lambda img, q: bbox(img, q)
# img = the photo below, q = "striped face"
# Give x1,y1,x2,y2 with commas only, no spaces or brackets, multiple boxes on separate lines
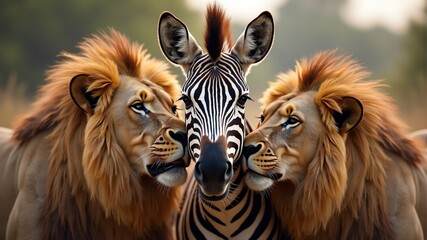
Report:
158,6,274,200
182,54,248,164
179,53,250,199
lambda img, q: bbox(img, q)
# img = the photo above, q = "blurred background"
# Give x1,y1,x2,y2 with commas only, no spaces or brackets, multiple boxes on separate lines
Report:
1,0,426,130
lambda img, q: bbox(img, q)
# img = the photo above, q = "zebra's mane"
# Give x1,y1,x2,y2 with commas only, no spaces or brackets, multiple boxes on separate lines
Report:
203,3,233,62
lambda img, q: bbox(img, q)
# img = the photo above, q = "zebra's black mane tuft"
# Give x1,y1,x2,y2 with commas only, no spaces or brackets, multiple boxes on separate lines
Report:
203,3,233,62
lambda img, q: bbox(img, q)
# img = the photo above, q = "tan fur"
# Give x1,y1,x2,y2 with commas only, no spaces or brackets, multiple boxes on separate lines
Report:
244,51,427,239
0,30,188,239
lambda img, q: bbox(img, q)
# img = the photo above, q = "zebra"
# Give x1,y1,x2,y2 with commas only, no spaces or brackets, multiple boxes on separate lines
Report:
158,4,280,239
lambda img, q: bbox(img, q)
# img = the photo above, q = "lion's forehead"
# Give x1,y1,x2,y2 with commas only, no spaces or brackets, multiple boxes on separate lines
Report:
265,91,319,120
112,76,173,107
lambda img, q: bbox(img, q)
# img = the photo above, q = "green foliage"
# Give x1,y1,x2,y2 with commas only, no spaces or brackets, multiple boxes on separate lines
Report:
390,20,427,97
246,0,402,95
388,18,427,130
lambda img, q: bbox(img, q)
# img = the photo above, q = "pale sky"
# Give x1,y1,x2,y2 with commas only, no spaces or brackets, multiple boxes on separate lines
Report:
185,0,425,34
340,0,425,34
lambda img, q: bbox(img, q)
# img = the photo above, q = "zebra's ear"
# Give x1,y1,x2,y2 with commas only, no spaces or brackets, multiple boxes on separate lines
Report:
158,12,202,72
231,11,274,72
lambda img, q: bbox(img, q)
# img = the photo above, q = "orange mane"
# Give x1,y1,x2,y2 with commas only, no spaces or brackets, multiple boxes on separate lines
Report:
262,50,424,239
12,30,181,238
14,29,179,143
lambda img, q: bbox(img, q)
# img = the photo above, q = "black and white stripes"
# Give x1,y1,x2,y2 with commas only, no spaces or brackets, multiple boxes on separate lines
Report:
182,54,248,164
177,159,280,239
158,3,276,238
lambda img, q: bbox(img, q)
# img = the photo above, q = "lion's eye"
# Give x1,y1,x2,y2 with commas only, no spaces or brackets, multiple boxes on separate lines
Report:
237,94,252,108
131,102,150,114
179,95,192,110
171,105,178,115
282,116,300,129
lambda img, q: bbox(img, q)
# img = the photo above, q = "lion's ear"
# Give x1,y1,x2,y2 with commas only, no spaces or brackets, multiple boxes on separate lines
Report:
333,97,363,134
70,74,98,114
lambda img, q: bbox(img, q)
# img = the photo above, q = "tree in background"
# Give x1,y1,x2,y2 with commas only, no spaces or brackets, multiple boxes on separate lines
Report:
389,8,426,129
391,18,427,100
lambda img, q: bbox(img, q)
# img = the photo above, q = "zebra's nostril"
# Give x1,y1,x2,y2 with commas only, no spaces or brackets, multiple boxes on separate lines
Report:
224,161,232,181
169,130,187,149
194,162,203,182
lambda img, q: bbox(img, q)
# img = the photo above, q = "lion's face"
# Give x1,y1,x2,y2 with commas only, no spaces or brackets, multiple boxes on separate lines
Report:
71,74,189,188
243,90,362,192
110,75,190,187
243,92,323,191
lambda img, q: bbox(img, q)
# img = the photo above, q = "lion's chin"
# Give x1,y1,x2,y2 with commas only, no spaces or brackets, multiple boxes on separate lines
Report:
245,170,282,191
156,167,188,187
147,159,188,187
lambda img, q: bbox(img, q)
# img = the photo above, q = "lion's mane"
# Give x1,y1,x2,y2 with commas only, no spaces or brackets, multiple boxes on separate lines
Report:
12,30,181,239
261,51,424,239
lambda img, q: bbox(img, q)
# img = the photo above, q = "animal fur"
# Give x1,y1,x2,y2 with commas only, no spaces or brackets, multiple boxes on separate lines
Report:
0,30,185,239
247,50,427,239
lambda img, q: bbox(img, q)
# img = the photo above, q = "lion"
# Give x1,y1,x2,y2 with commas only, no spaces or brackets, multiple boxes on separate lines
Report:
242,51,427,239
0,30,190,239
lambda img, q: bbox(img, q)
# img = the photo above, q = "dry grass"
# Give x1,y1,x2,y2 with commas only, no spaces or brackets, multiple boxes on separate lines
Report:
396,98,427,132
0,75,30,128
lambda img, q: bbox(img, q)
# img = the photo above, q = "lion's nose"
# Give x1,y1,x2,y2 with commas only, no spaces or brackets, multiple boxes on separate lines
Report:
243,143,263,160
168,130,187,149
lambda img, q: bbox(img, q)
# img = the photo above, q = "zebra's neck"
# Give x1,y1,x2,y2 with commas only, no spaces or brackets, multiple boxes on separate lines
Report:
177,158,281,239
198,163,259,238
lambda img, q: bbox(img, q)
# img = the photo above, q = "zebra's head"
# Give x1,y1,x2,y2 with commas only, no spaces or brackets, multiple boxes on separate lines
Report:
158,4,274,200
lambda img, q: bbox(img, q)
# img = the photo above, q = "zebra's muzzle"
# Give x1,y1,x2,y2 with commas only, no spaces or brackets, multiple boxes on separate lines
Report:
199,185,230,201
194,135,233,199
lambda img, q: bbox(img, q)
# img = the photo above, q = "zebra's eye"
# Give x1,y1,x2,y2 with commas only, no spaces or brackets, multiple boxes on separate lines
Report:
130,101,150,114
179,95,192,109
237,95,252,108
